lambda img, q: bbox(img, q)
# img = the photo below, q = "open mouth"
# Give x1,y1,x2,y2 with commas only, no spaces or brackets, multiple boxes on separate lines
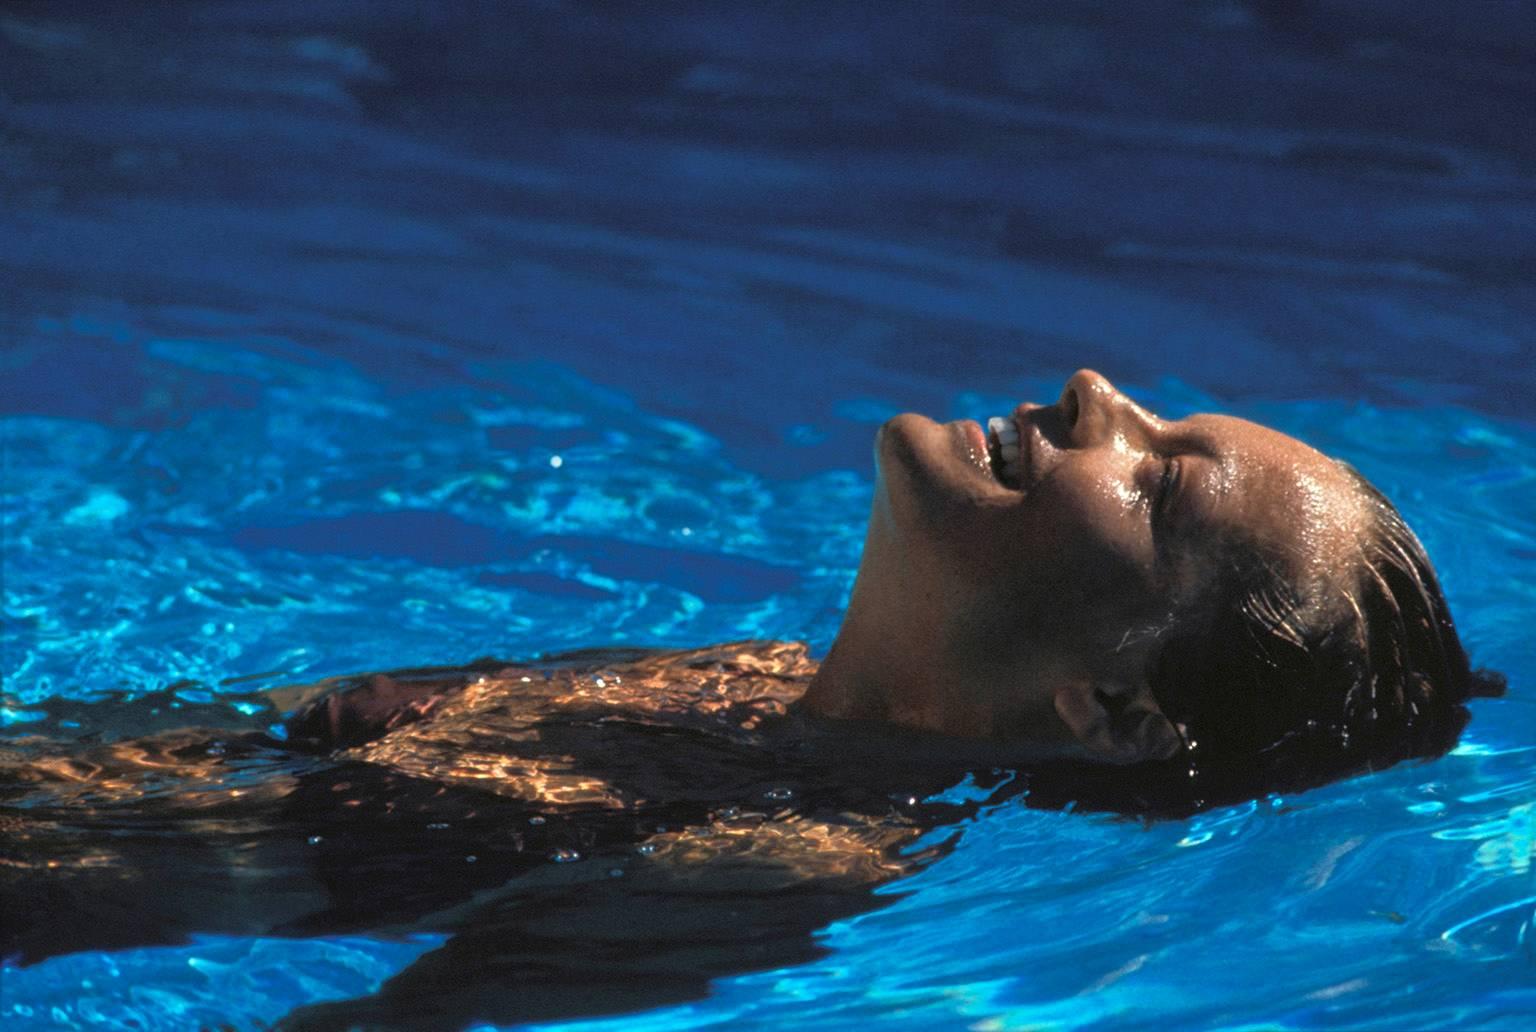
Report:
983,415,1026,489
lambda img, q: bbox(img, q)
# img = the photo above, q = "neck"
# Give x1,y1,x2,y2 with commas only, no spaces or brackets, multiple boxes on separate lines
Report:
797,508,1074,750
800,523,985,734
801,495,909,712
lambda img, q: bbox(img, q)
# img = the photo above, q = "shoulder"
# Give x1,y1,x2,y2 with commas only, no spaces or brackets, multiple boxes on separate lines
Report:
274,640,816,751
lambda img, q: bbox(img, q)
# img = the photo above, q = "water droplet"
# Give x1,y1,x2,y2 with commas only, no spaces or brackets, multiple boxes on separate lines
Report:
427,822,450,830
764,786,794,802
549,848,580,863
594,677,607,687
549,454,564,468
528,815,546,826
307,835,323,846
717,806,741,820
637,843,658,855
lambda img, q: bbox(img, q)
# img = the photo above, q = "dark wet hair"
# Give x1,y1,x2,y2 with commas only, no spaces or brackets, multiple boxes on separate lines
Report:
1138,461,1505,811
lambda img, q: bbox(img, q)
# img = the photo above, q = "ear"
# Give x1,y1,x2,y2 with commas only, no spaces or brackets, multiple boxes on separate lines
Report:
1053,679,1182,765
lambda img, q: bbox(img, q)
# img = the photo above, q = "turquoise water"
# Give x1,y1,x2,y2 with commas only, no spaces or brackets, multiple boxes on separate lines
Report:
3,2,1535,1029
4,339,1534,1029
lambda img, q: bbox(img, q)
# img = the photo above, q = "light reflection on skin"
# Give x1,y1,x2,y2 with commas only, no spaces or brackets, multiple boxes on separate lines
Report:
0,371,1389,1028
0,644,954,982
801,369,1367,766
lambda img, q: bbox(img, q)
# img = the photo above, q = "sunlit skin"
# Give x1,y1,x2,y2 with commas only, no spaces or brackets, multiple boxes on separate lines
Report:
0,369,1434,1027
799,369,1367,765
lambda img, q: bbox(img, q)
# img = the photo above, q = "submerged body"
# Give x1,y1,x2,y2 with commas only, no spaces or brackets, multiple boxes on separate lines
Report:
1,642,987,1030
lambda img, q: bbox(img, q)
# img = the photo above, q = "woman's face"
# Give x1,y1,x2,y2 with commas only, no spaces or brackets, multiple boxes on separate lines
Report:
827,369,1365,757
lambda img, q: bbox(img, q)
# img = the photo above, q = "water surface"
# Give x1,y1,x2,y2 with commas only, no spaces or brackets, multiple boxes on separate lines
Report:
2,3,1533,1029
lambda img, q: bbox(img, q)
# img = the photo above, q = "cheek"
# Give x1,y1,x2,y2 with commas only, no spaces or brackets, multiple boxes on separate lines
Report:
1052,461,1155,555
1011,466,1138,559
987,474,1158,622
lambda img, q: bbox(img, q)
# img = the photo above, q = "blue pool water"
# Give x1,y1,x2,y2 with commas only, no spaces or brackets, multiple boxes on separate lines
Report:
2,2,1534,1028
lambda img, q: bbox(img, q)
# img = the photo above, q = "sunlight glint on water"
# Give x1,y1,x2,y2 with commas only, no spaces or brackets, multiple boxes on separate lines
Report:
2,327,1533,1029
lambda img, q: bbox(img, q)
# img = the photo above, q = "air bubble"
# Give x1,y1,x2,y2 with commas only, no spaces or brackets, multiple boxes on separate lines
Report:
764,786,794,802
549,848,580,863
528,815,546,825
307,835,323,846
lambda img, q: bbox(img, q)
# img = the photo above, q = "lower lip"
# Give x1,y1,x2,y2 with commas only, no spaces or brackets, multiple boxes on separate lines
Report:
961,419,988,457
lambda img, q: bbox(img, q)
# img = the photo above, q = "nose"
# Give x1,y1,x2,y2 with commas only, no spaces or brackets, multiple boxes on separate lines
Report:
1059,369,1161,449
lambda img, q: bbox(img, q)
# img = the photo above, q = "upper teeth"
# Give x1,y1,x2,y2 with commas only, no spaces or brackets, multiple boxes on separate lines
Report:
987,416,1023,486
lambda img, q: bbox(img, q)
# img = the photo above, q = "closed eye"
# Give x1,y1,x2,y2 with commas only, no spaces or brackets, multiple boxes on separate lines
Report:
1156,457,1181,521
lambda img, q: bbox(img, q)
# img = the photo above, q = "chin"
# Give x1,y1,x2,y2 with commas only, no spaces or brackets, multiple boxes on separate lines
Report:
874,414,986,543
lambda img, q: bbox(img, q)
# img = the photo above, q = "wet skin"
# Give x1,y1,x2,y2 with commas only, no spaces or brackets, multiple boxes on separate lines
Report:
0,371,1380,1029
0,643,995,1032
801,369,1367,764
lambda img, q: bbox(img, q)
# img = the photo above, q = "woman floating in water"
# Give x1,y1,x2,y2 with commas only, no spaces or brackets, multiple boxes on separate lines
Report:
286,369,1503,805
1,371,1502,1029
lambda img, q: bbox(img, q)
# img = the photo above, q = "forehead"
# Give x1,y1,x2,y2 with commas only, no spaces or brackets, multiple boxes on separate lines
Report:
1178,414,1362,587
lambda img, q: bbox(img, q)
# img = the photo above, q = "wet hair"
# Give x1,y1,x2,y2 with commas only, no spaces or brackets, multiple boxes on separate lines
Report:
1138,461,1506,811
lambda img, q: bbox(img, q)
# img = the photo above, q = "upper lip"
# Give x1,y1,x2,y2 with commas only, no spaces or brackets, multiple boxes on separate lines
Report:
1009,405,1038,491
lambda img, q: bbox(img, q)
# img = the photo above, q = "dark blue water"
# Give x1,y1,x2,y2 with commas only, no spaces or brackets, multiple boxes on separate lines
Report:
2,2,1533,1028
